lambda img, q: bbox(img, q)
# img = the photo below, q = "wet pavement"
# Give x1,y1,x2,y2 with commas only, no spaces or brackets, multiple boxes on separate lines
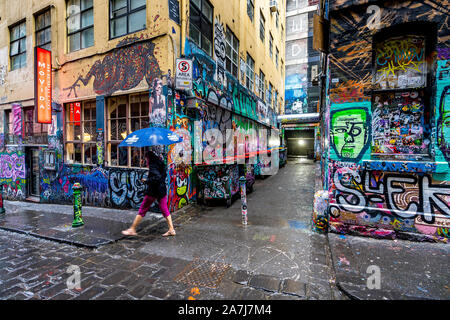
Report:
2,158,447,300
329,233,450,300
0,202,166,248
0,159,345,300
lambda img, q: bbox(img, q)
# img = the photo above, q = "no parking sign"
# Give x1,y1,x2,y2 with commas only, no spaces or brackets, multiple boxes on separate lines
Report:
175,58,193,91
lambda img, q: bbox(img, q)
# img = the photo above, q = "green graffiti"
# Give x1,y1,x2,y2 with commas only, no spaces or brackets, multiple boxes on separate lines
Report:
72,183,84,227
331,108,369,161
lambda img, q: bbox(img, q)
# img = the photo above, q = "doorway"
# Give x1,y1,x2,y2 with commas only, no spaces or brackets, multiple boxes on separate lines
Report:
26,147,40,197
285,129,315,158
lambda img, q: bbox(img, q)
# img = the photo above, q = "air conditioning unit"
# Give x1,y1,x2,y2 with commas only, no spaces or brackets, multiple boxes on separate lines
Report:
269,1,278,13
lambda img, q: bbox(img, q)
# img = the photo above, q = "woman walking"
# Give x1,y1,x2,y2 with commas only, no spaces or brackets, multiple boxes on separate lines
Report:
122,151,176,237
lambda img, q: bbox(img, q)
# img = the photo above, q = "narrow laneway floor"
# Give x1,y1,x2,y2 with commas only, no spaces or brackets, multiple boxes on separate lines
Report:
0,160,345,300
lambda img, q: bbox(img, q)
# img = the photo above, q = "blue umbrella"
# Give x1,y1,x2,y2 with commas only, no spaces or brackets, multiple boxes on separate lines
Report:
118,127,183,148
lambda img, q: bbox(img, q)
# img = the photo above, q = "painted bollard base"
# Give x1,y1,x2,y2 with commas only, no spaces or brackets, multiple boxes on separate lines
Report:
312,190,329,233
239,176,248,226
72,183,84,228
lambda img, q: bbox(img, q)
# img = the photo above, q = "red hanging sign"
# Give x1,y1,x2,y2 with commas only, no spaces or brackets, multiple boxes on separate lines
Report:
74,102,81,126
35,47,52,124
69,103,74,122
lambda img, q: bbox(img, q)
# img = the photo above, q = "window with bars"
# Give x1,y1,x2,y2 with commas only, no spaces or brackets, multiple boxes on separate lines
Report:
110,0,146,39
246,54,255,92
23,107,49,144
247,0,254,22
260,12,265,43
36,10,51,51
65,101,96,165
259,70,265,101
225,28,239,78
189,0,213,56
107,93,150,168
10,21,26,71
66,0,94,52
4,110,17,144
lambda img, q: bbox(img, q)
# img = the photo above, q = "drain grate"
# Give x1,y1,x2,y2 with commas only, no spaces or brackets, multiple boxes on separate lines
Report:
174,258,231,288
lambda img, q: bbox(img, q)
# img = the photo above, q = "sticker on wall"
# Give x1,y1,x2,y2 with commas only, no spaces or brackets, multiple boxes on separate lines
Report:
371,90,427,156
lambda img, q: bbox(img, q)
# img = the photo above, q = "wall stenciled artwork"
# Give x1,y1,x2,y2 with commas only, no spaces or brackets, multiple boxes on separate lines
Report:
63,37,163,98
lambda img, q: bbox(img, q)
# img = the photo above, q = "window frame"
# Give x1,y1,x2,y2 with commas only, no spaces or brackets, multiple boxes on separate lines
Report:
4,109,16,144
269,32,273,58
9,20,27,71
267,82,273,106
189,0,213,56
22,106,49,144
35,9,51,51
66,0,94,52
247,0,254,22
64,100,97,165
259,70,265,101
106,93,150,168
246,53,255,92
260,11,265,43
225,27,239,78
275,47,279,69
109,0,147,40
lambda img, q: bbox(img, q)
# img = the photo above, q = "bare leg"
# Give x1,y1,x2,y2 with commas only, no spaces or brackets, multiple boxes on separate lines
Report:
122,215,143,236
162,215,176,237
160,196,176,237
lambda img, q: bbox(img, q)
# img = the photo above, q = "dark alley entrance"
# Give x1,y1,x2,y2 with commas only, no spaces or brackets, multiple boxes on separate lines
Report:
285,129,315,158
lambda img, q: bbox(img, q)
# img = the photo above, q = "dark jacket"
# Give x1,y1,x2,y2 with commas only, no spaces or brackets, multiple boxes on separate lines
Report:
146,153,167,199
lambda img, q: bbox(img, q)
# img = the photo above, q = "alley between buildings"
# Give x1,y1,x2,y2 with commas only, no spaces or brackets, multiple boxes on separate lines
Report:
0,159,344,300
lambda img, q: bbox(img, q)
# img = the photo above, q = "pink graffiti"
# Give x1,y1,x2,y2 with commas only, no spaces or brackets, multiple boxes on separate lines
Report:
0,153,26,181
12,103,22,136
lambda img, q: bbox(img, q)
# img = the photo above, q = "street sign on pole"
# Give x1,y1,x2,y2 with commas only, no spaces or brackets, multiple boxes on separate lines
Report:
175,58,193,91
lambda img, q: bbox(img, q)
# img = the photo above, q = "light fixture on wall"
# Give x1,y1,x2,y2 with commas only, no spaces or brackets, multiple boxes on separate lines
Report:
298,139,305,146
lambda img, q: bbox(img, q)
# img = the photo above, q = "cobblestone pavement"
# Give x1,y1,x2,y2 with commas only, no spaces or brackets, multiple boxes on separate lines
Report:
0,160,346,300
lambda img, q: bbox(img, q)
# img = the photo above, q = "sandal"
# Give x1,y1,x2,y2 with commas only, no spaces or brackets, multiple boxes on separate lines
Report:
162,230,176,237
121,229,138,236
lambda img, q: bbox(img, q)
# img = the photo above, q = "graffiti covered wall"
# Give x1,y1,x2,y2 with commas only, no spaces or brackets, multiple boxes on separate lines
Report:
328,161,450,240
322,0,450,242
0,150,26,200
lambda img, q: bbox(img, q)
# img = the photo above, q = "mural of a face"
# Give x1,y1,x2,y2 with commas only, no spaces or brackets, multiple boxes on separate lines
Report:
438,85,450,162
331,108,369,161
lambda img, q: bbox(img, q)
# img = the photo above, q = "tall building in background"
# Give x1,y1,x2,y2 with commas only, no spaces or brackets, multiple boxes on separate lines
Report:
284,0,319,115
280,0,320,159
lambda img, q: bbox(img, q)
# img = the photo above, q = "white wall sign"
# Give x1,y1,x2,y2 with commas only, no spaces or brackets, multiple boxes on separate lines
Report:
175,58,193,91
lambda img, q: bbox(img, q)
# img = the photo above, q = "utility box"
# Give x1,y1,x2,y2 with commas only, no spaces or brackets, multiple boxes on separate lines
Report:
313,14,329,53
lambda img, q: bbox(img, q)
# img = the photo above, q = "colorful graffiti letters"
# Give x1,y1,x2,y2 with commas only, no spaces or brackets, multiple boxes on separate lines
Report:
109,169,148,209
